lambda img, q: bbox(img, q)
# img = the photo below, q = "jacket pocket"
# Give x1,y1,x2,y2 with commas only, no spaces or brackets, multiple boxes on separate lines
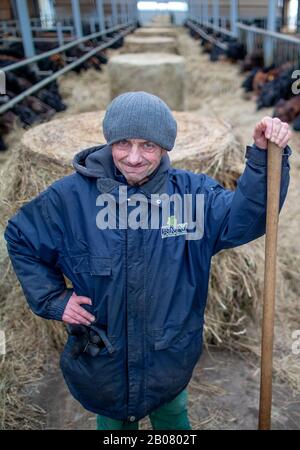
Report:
71,255,112,276
153,321,203,358
147,321,203,402
66,255,116,337
59,335,127,415
60,331,115,367
153,323,189,351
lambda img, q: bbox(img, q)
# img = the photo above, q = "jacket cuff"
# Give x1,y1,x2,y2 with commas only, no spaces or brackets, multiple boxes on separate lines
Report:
246,144,292,166
46,288,74,321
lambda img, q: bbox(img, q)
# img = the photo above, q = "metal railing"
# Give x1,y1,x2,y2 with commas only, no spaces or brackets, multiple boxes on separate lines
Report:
186,19,231,51
1,22,133,74
186,13,236,37
0,24,75,45
195,19,235,38
237,22,300,67
186,16,300,67
0,22,135,115
0,14,122,45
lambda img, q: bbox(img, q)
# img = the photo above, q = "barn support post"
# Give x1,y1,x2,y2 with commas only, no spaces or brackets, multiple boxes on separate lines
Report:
15,0,35,57
71,0,83,38
203,0,208,25
121,0,127,23
230,0,238,37
89,17,96,34
199,0,203,24
213,0,219,28
56,21,64,46
127,0,132,22
96,0,105,32
190,0,194,20
186,0,190,20
198,0,203,23
246,30,255,54
111,0,118,26
196,0,199,21
264,0,277,66
134,0,138,23
124,0,128,22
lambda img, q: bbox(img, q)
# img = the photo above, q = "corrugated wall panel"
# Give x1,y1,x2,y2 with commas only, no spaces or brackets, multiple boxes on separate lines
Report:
55,0,114,19
238,0,270,18
205,0,280,19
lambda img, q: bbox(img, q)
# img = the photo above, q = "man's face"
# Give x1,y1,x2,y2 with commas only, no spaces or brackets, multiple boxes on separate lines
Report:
111,139,167,185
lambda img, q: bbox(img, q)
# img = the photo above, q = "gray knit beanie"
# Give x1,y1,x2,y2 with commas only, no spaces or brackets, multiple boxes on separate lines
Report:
102,91,177,151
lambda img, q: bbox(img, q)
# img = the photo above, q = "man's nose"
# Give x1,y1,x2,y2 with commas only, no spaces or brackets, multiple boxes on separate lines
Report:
127,144,143,165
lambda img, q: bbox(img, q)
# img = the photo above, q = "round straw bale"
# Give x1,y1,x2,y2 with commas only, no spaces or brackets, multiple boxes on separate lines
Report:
108,53,185,110
123,36,178,54
150,15,172,26
134,27,178,38
5,110,244,201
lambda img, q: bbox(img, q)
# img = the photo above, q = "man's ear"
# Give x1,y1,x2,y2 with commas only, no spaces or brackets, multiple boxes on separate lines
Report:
162,149,167,156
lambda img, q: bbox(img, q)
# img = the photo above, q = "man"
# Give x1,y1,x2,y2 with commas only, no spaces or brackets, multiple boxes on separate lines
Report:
5,91,291,430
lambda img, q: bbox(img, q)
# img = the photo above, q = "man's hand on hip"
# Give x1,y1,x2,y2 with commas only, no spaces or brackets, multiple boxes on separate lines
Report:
62,292,96,325
253,116,292,150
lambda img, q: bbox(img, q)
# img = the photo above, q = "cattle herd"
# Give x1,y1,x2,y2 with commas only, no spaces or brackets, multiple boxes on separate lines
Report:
186,21,300,132
241,62,300,130
0,33,125,151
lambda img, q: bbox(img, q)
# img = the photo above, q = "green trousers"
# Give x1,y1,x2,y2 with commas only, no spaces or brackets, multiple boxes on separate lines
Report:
96,389,191,430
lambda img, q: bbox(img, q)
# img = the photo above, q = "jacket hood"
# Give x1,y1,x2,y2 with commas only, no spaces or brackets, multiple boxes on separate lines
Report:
73,144,116,179
72,144,171,197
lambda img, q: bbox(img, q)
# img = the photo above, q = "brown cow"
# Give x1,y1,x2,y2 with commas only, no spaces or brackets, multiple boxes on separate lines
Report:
253,63,293,95
274,96,300,123
0,110,17,135
24,96,56,119
240,51,264,72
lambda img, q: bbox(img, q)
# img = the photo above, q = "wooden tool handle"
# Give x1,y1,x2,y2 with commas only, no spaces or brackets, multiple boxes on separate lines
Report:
258,142,283,430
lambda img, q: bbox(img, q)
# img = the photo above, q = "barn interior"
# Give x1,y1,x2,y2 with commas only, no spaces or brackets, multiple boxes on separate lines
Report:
0,0,300,430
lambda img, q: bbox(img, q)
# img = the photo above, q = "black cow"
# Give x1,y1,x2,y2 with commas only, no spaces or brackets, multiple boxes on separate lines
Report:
257,68,295,109
12,104,38,126
0,134,6,151
241,68,261,92
36,88,67,112
293,114,300,131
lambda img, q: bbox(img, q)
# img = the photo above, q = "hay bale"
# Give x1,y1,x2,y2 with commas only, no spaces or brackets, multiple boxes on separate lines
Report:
150,15,172,26
123,35,177,54
108,53,185,110
7,111,244,197
0,214,62,429
134,27,178,38
0,112,244,227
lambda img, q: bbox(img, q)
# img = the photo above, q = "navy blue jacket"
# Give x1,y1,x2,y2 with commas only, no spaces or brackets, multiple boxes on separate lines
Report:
4,143,291,421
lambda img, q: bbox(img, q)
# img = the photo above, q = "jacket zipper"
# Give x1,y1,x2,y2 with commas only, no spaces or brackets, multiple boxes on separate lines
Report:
125,226,129,416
